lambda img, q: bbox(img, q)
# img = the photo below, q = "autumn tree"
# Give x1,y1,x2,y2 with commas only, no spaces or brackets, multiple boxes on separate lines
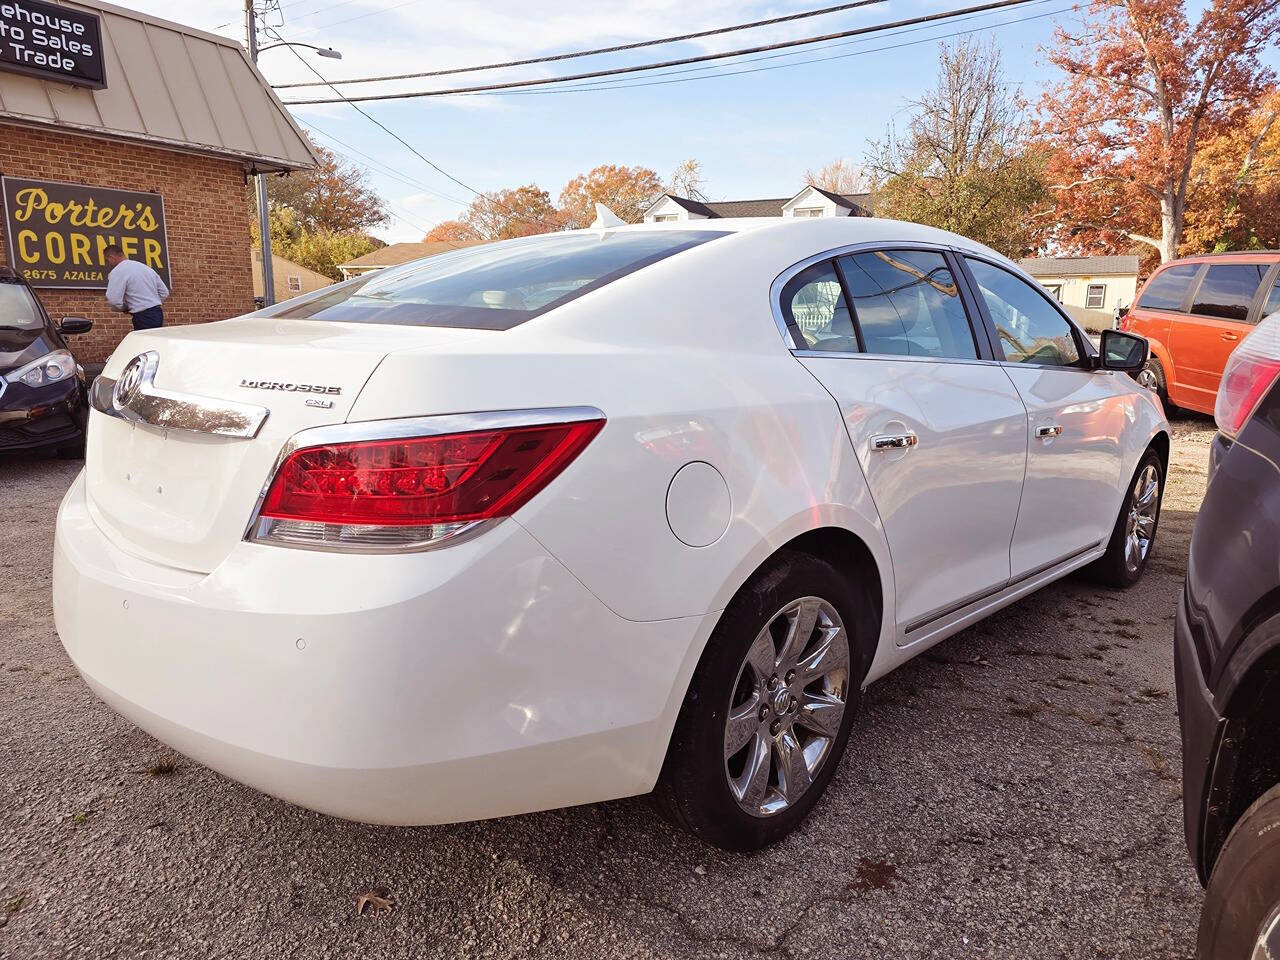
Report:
1181,89,1280,252
251,206,381,280
461,185,562,240
1037,0,1280,263
867,39,1048,258
558,164,664,228
667,158,709,201
803,158,873,195
267,145,388,233
424,219,481,243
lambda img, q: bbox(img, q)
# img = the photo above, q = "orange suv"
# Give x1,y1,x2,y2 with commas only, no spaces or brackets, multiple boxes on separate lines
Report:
1122,252,1280,414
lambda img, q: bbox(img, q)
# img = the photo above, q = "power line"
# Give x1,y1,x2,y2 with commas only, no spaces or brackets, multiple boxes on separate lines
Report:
268,28,552,230
299,119,472,206
281,0,1042,104
476,4,1068,97
274,0,891,89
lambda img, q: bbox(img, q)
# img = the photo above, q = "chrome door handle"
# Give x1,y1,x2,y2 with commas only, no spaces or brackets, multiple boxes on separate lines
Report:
1036,425,1063,438
1222,332,1240,342
872,432,918,451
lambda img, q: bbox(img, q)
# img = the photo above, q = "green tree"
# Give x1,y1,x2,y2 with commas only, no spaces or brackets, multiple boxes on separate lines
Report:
867,39,1048,258
252,207,381,281
267,145,388,233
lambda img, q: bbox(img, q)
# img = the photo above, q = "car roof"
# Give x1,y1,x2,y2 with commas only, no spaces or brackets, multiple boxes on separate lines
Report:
1156,251,1280,268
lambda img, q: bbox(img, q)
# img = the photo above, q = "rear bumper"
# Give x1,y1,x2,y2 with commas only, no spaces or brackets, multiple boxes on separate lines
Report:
53,472,711,825
1175,584,1225,884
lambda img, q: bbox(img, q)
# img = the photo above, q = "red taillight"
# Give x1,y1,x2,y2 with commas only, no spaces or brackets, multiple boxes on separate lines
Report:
259,418,604,529
1215,354,1280,437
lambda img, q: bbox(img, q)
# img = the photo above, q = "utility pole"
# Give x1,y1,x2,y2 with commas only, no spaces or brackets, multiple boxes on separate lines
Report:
246,0,276,307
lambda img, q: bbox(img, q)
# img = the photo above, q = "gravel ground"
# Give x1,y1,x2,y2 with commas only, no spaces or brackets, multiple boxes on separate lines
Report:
0,414,1217,960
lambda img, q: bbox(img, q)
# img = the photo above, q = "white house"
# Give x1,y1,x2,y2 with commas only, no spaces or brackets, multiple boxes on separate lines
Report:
643,185,872,223
1018,255,1141,332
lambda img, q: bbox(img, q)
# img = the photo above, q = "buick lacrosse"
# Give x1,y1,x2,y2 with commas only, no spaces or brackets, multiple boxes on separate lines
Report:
53,217,1168,850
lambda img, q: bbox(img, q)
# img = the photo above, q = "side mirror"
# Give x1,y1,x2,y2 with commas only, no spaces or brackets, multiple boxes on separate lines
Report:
1098,329,1147,373
59,317,93,335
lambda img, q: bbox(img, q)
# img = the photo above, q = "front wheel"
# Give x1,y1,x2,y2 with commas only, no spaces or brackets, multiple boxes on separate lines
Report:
1085,448,1164,588
1198,784,1280,959
1136,358,1174,412
654,551,875,851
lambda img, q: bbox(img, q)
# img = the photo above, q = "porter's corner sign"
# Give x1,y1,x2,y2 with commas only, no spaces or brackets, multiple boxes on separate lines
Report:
0,0,104,89
2,177,171,290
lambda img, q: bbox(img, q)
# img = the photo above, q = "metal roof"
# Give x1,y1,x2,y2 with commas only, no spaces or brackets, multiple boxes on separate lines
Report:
1018,255,1140,277
0,0,317,172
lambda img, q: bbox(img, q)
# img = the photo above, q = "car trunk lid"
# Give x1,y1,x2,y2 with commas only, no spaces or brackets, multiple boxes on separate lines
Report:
85,317,494,573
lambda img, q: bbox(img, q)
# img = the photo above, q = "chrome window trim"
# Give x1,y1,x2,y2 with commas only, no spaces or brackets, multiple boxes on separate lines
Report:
769,239,966,353
89,351,269,439
243,405,606,552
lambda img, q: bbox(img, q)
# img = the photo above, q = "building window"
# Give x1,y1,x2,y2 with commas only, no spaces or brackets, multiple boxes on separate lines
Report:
287,276,302,292
1085,283,1106,309
653,214,678,222
793,208,824,218
1044,284,1063,302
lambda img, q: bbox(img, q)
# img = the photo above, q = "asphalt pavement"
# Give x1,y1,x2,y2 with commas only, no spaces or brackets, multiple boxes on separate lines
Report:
0,415,1215,959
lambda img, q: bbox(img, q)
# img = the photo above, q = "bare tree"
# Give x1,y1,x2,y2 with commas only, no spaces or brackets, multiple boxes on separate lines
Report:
867,38,1047,258
803,158,873,195
667,158,709,201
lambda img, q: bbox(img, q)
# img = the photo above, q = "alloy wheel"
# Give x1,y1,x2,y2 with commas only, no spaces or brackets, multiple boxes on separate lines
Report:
723,596,850,817
1124,464,1160,572
1253,901,1280,960
1136,365,1160,392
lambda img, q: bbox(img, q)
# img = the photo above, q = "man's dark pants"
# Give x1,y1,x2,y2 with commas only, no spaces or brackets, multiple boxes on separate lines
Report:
131,306,164,330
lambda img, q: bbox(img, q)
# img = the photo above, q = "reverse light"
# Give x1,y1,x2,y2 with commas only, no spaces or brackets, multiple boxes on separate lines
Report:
1215,314,1280,438
8,349,76,388
250,415,605,551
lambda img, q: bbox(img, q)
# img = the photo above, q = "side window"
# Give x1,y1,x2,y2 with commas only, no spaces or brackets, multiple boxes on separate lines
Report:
780,261,856,351
1137,263,1201,311
1263,275,1280,319
1085,283,1106,309
837,250,977,359
1190,263,1269,322
966,258,1082,367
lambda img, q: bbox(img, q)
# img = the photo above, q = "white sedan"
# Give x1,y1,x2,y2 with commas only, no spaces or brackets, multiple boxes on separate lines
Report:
52,218,1168,851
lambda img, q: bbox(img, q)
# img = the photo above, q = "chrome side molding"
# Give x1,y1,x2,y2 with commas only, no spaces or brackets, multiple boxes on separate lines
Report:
89,351,269,439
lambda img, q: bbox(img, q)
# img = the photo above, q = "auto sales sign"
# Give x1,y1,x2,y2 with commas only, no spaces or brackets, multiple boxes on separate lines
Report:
2,177,171,290
0,0,104,89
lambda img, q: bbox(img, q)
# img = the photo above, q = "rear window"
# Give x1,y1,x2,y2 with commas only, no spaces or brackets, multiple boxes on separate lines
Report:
260,230,727,330
0,279,42,330
1137,263,1201,311
1191,263,1270,322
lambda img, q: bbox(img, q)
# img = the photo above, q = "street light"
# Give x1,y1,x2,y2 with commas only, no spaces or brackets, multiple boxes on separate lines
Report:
245,0,344,307
257,42,343,59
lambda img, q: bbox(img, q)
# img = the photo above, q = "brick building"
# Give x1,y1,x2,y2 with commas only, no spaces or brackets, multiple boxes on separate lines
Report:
0,0,316,363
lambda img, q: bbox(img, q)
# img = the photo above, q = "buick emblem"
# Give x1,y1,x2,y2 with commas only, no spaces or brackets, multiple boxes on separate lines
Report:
113,353,150,408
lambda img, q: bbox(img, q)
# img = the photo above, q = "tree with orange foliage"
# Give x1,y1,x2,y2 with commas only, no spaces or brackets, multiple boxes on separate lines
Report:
558,164,664,228
268,145,388,233
1182,90,1280,252
424,219,480,243
462,185,562,240
1037,0,1279,263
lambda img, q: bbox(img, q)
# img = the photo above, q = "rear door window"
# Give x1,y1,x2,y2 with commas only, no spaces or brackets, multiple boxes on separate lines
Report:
1263,274,1280,318
837,250,977,359
1190,263,1270,322
261,229,727,330
1137,264,1202,311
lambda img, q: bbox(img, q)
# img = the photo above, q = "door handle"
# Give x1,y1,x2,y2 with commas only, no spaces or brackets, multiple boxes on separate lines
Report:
1222,332,1240,342
872,433,918,451
1036,425,1063,439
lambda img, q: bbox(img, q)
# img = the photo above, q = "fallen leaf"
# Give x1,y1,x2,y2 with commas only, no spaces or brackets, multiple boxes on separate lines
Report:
355,889,394,915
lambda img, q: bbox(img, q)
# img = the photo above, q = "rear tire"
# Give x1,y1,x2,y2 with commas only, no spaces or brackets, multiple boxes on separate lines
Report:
1197,784,1280,959
653,550,876,851
1084,447,1163,589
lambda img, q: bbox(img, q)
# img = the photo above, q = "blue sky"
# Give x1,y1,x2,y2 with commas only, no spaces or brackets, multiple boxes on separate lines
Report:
125,0,1227,242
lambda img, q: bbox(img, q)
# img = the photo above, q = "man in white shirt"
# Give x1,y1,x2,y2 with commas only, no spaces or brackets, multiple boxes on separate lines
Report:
104,247,170,330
